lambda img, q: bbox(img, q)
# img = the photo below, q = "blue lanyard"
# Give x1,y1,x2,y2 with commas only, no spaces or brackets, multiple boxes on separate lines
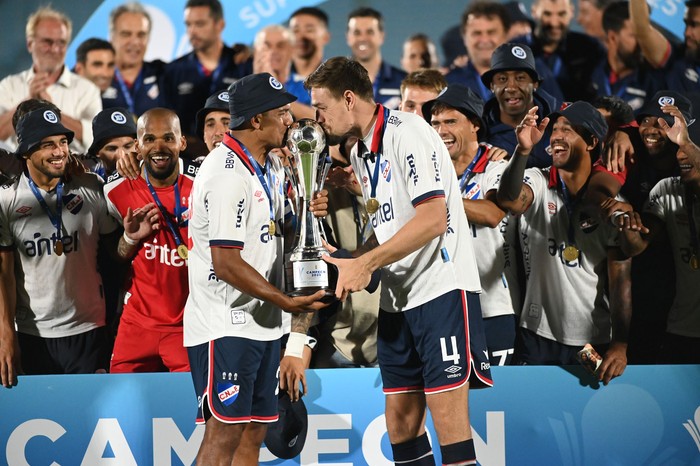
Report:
26,173,63,239
197,56,224,95
144,170,185,248
559,174,578,247
114,68,142,115
232,137,275,224
361,104,390,201
458,145,487,194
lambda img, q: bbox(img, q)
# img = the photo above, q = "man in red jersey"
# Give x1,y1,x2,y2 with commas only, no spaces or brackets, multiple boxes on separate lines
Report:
104,107,197,372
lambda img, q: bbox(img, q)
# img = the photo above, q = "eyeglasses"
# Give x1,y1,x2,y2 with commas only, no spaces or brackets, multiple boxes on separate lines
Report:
34,37,68,50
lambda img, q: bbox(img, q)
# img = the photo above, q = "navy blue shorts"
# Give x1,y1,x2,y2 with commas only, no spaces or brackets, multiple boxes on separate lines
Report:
483,314,518,366
187,337,281,425
18,327,110,374
377,290,493,394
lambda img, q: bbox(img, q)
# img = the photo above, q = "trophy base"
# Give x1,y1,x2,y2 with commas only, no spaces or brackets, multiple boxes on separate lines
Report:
285,258,338,304
286,287,337,304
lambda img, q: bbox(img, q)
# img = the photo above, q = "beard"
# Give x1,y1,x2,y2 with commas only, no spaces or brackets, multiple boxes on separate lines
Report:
618,46,644,70
685,42,700,63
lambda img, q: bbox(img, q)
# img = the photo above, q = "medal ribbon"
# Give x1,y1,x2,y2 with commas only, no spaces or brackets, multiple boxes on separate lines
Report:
559,174,578,250
26,173,63,242
459,145,487,194
361,104,390,203
144,170,186,250
197,55,225,95
228,137,276,227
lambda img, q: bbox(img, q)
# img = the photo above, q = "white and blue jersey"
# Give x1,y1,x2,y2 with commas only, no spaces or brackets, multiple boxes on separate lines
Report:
0,172,117,337
350,107,481,313
184,134,287,346
644,177,700,338
518,167,619,346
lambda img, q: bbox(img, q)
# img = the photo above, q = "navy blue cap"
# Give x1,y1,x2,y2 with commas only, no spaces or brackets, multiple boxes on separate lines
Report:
195,89,230,140
15,109,74,156
481,43,541,87
88,107,136,156
422,84,486,139
636,91,694,127
549,101,609,143
228,73,297,130
264,391,308,459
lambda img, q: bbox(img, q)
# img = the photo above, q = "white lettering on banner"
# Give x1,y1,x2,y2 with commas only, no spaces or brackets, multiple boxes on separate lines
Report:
81,419,136,466
239,0,288,29
6,419,65,466
5,413,504,465
153,418,203,466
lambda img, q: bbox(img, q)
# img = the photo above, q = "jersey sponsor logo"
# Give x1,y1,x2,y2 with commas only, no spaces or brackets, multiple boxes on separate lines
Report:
15,206,32,218
260,218,282,243
370,197,395,229
547,238,582,268
380,160,391,181
387,115,402,127
184,163,199,176
407,154,418,185
64,193,84,215
208,263,219,282
216,382,240,406
685,67,699,84
446,206,455,235
235,199,245,228
23,231,79,257
548,202,557,215
431,151,441,182
143,238,187,267
224,152,236,169
106,172,121,183
177,82,194,96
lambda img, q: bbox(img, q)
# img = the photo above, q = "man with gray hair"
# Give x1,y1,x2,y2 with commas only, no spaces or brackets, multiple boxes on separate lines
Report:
103,2,165,117
0,6,102,154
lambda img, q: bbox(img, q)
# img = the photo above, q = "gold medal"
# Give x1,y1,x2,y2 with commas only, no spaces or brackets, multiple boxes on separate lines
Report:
177,244,188,260
54,240,63,256
562,245,579,262
269,220,276,236
366,198,380,214
690,254,699,270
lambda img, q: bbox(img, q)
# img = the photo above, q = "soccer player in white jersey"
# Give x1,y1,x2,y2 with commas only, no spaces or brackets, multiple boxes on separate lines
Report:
423,84,520,366
618,104,700,364
0,108,156,388
497,101,632,384
184,72,328,464
307,57,492,466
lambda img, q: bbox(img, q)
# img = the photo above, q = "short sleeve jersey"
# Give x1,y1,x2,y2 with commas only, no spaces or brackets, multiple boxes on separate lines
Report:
350,108,481,312
103,169,195,330
518,167,619,346
459,151,519,318
644,177,700,338
184,134,286,346
0,172,117,337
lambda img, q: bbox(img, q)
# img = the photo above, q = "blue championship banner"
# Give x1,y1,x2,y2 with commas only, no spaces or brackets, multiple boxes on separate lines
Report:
1,366,699,465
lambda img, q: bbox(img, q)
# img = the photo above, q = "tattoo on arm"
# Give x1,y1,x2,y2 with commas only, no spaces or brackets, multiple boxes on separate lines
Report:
117,236,139,260
291,312,314,334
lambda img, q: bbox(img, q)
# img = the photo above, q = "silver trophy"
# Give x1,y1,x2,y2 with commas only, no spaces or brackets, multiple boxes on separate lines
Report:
284,119,335,301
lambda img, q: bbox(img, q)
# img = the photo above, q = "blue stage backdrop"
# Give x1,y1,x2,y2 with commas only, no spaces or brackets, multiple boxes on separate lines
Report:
1,366,699,465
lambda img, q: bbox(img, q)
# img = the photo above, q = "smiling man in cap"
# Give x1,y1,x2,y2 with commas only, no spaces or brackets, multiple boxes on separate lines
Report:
184,72,329,464
423,84,519,366
86,107,137,179
0,107,156,387
195,89,230,155
482,42,560,168
497,101,632,384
